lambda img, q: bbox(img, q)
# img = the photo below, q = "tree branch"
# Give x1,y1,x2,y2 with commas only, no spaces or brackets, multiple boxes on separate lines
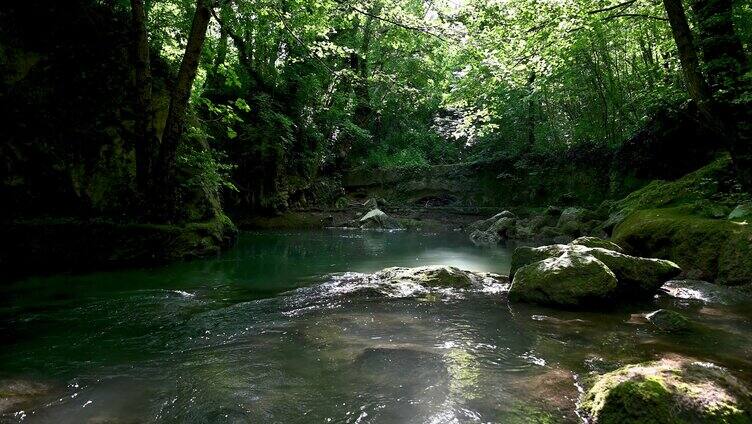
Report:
334,0,447,42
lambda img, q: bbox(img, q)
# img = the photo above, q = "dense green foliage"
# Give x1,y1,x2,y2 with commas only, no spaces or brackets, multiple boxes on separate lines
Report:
2,0,750,219
114,0,750,212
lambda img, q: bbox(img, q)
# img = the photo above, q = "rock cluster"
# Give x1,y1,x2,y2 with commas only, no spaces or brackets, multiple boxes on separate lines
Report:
468,207,604,246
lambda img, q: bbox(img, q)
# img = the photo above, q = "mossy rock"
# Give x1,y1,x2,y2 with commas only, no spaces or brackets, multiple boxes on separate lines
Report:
510,243,680,297
571,236,624,253
467,210,515,233
373,266,478,288
509,251,618,307
580,356,752,423
360,209,403,230
509,244,570,278
613,208,752,285
645,309,693,333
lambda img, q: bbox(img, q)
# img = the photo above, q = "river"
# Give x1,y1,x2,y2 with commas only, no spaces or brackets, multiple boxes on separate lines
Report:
1,230,751,423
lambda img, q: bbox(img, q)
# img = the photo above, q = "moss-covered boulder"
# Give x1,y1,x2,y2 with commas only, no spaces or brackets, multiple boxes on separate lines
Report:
571,236,624,253
467,210,515,233
580,356,752,423
509,251,619,307
584,248,681,297
613,208,752,285
373,266,478,288
509,244,571,278
645,309,693,333
488,216,517,238
510,243,680,298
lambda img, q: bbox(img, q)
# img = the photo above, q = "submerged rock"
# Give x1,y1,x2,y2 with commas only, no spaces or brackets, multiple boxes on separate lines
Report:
373,266,478,288
0,379,53,414
509,251,618,307
645,309,693,333
359,208,402,230
580,356,752,423
469,229,500,246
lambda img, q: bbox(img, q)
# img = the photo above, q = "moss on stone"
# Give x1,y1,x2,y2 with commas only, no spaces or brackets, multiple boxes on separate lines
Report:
509,251,619,307
613,208,752,285
571,236,625,253
580,357,752,423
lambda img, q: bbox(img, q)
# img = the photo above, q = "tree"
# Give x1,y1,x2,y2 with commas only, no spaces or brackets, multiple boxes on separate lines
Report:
129,0,214,219
662,0,752,189
156,0,213,218
130,0,157,193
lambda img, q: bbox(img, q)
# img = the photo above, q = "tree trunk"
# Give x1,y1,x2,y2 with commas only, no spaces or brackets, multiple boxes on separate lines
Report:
661,0,713,116
690,0,748,96
155,0,212,219
130,0,156,195
664,0,752,191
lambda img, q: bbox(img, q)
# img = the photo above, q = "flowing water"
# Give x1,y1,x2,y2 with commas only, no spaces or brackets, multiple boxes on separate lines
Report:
1,230,751,423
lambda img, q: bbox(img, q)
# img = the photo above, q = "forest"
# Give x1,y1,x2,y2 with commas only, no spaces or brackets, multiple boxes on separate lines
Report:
1,0,751,422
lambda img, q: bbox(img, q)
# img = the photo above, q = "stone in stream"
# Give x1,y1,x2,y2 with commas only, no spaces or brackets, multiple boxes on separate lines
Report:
580,356,752,423
508,251,619,307
354,347,448,385
359,208,402,230
509,239,681,306
469,229,501,246
467,210,516,233
0,379,53,414
645,309,693,333
373,265,480,288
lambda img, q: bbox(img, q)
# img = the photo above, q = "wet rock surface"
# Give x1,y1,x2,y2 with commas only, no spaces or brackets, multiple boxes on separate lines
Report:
580,356,752,423
509,239,681,307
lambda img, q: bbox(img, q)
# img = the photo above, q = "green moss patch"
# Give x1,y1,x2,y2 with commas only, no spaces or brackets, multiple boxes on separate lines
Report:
613,208,752,285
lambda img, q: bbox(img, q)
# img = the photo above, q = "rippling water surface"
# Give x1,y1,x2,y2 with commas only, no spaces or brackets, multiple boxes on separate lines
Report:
1,230,751,423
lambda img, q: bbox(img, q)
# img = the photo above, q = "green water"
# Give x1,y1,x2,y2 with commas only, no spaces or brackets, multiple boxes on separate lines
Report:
1,230,751,423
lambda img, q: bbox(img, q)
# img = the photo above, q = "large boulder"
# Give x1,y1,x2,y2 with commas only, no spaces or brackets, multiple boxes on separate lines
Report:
510,244,570,278
509,242,680,298
509,251,619,307
488,216,517,239
359,209,402,230
373,266,478,288
467,210,515,233
580,356,752,423
585,248,681,297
